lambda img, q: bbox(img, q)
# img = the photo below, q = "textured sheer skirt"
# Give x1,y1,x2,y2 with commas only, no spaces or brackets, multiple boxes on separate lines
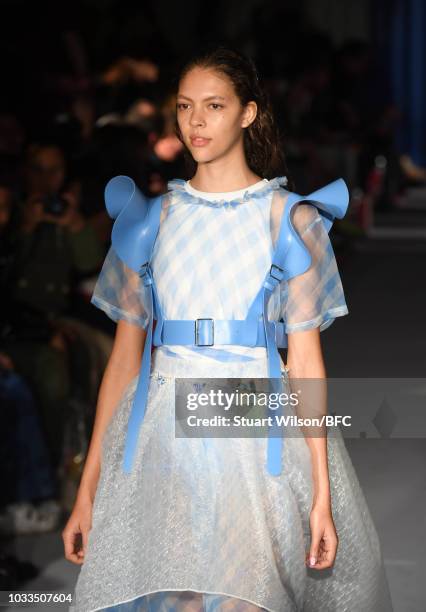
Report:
70,347,393,612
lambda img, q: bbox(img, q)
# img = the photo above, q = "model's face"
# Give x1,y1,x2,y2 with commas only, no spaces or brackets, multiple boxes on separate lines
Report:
176,67,256,165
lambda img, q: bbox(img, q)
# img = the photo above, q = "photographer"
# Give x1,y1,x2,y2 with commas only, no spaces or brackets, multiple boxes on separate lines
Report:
2,144,104,487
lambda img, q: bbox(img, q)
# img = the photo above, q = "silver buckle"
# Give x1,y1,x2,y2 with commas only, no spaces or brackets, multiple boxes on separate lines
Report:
139,262,149,278
139,262,153,286
270,264,284,281
195,318,214,346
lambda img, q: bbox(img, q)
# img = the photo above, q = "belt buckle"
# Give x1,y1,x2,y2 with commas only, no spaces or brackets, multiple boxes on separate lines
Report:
195,318,214,346
139,262,149,278
270,263,284,282
139,262,152,286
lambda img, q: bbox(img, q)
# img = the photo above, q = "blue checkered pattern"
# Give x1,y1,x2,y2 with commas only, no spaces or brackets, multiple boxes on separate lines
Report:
91,246,150,329
90,180,348,357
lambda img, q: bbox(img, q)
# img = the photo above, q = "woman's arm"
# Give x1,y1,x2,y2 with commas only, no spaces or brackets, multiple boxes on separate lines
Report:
63,317,147,564
286,327,330,507
76,319,146,503
285,327,338,570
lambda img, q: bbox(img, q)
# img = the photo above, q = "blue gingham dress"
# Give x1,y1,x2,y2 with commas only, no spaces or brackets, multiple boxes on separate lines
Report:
70,178,393,612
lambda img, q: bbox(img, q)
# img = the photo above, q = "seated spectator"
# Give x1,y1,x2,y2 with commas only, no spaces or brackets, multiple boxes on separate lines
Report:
1,144,104,485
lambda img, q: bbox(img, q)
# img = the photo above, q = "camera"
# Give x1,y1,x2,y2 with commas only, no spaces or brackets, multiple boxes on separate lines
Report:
42,193,69,216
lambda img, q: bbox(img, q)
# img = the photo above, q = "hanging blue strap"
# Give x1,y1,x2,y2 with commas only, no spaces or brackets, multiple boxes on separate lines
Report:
104,175,163,473
263,273,286,476
246,178,349,476
122,263,155,472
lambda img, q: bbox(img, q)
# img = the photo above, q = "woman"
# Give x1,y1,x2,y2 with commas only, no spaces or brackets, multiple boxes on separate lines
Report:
65,46,393,612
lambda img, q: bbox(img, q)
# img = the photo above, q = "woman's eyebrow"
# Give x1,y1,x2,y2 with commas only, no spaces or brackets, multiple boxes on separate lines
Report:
177,95,226,101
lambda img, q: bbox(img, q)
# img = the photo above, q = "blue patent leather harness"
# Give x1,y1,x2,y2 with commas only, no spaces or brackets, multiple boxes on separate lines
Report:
104,176,349,477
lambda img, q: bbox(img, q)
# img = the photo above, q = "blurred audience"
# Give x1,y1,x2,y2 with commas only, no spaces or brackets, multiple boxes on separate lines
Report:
0,144,107,531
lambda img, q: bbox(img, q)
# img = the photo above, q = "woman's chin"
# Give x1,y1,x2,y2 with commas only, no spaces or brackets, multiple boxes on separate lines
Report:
190,151,216,164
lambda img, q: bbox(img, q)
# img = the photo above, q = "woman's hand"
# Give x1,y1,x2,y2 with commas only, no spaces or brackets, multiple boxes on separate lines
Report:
43,191,85,233
306,503,338,570
21,190,85,234
62,496,93,565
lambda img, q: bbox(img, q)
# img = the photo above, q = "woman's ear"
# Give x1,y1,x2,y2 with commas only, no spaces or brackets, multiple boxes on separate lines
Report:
241,101,257,128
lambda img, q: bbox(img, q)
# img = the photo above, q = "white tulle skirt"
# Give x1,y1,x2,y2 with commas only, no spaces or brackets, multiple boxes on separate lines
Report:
70,347,393,612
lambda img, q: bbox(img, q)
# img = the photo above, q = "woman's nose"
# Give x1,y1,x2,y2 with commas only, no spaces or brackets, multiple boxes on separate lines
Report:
189,110,206,127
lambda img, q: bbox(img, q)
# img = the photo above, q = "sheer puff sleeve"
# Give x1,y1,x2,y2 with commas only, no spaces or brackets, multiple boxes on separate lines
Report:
279,203,349,333
90,245,150,330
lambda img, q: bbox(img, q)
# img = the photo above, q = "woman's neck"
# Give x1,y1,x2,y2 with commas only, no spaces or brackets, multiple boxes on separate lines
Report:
190,161,262,193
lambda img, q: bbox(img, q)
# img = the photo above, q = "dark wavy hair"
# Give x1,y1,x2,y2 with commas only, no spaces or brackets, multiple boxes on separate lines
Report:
173,44,294,189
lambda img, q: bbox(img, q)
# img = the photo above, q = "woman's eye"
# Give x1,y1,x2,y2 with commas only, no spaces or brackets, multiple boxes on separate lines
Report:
176,102,223,111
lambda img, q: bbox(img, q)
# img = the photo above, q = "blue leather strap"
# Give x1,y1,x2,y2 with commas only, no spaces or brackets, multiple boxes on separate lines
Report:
159,318,287,348
122,263,155,473
263,287,286,477
246,262,286,477
243,178,349,476
106,186,162,474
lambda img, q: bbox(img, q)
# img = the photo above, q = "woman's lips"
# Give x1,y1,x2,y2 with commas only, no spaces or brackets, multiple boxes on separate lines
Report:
190,137,211,147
